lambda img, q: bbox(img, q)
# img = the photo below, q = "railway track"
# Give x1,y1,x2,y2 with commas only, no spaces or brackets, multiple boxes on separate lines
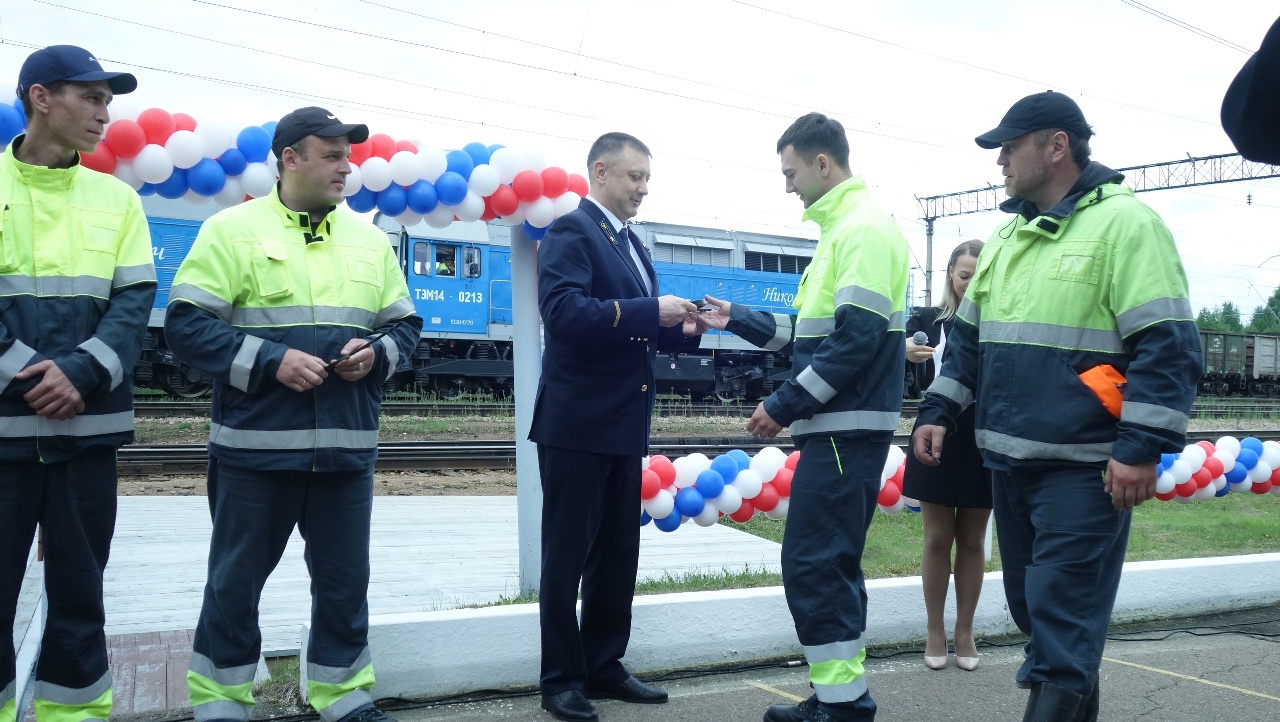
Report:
117,430,1260,476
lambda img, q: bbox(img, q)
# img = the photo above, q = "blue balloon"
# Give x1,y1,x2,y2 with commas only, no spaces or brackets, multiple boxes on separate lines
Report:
639,510,652,526
136,182,157,196
653,511,683,532
0,104,23,146
1225,461,1249,483
375,184,408,216
487,143,505,155
1237,448,1259,470
345,186,377,213
695,469,726,499
187,158,227,197
435,171,468,206
1160,453,1178,468
674,487,706,517
444,149,474,179
217,147,248,176
727,448,752,471
1241,437,1264,456
154,167,188,199
406,180,439,214
709,456,739,485
462,142,490,167
522,221,547,241
261,120,278,135
1215,483,1231,497
236,126,272,163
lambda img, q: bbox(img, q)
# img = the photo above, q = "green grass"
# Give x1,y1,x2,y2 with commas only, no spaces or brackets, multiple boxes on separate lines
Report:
253,656,305,712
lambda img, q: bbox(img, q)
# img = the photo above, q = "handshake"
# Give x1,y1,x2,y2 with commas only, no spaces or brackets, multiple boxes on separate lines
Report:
658,294,730,333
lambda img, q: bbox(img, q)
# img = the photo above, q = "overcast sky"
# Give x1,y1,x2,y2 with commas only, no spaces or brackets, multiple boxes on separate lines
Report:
3,0,1278,316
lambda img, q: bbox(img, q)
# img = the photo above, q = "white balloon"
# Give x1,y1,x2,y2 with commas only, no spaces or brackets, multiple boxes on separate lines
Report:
712,485,742,514
240,162,276,198
113,160,144,190
525,197,555,229
1261,441,1280,470
879,497,905,515
417,147,448,182
501,203,528,226
1212,449,1238,469
467,164,501,196
1192,483,1217,500
133,144,174,184
107,97,141,122
522,148,547,172
1216,436,1241,457
343,166,363,197
1247,460,1273,483
693,502,720,527
1271,484,1280,497
1174,494,1195,504
182,189,211,205
672,457,698,488
214,175,244,206
194,121,233,158
266,151,278,170
642,489,674,519
1167,459,1192,485
1154,471,1175,495
165,130,204,169
395,210,423,228
361,156,393,192
389,150,424,187
454,191,486,223
733,469,763,499
1179,445,1206,471
424,204,454,228
685,453,712,474
764,497,790,519
749,453,782,485
1229,480,1253,493
489,147,523,184
553,191,581,218
1212,475,1227,492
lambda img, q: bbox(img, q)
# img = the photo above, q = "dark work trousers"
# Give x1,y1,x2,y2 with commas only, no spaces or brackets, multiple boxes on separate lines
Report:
992,465,1131,697
783,435,882,721
537,445,641,695
0,448,117,716
188,460,374,722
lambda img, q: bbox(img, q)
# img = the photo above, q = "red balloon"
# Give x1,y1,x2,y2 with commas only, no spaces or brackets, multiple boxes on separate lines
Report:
754,483,780,512
567,173,589,197
1191,468,1213,489
104,119,147,159
1174,479,1197,497
489,185,520,216
1196,441,1216,455
512,169,544,203
785,450,801,471
79,142,116,174
877,480,901,507
890,462,905,487
771,468,793,497
349,140,372,166
369,133,396,161
136,108,176,146
395,139,419,154
172,113,197,132
1154,490,1177,502
1270,466,1280,484
1251,479,1273,494
480,196,497,222
541,166,569,198
1202,457,1225,479
728,500,755,523
640,469,661,500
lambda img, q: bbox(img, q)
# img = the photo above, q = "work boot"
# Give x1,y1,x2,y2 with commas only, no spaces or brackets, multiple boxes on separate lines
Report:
764,695,831,722
1022,682,1083,722
1079,679,1100,722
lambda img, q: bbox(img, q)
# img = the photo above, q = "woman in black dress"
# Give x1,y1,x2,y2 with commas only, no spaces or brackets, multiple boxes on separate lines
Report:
903,239,991,671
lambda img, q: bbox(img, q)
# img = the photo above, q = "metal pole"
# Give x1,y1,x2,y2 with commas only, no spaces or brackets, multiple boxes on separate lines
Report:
924,217,935,308
510,224,543,596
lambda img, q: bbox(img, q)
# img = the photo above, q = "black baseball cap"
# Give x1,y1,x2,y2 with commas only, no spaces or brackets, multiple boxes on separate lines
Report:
18,45,137,97
272,106,370,158
975,91,1092,149
1221,15,1280,165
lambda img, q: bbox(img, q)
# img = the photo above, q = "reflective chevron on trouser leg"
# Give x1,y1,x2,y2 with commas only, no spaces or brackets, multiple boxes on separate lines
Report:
186,653,256,722
307,648,375,722
804,639,868,703
31,672,111,722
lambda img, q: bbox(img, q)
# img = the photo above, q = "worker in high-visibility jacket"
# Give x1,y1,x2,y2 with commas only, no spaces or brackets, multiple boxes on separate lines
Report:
701,113,908,722
0,46,152,722
913,92,1202,722
164,107,422,722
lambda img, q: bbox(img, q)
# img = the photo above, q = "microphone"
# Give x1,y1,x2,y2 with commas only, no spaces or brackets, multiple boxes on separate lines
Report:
911,331,929,398
912,331,928,345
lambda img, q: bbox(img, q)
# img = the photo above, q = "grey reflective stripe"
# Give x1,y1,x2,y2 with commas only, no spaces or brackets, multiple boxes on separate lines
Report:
795,316,834,337
927,376,974,410
1116,297,1193,337
976,429,1113,462
380,335,399,381
763,314,793,352
188,651,257,687
790,410,899,436
373,297,415,329
813,678,869,704
0,340,36,394
231,305,378,330
1120,401,1188,434
33,671,111,705
317,690,372,722
111,263,157,289
209,424,378,450
0,274,112,298
79,337,123,391
981,320,1124,353
888,310,905,330
834,284,891,318
192,700,253,722
803,639,865,665
957,297,980,325
796,366,837,404
307,648,371,685
171,284,234,322
230,335,265,393
0,411,133,438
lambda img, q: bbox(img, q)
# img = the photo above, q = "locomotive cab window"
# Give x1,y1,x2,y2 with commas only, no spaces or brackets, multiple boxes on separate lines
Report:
462,246,481,278
435,245,457,277
412,242,431,276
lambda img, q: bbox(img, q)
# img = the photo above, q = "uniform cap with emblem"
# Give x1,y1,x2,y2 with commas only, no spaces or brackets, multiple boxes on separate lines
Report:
975,90,1092,149
17,45,137,96
271,106,370,158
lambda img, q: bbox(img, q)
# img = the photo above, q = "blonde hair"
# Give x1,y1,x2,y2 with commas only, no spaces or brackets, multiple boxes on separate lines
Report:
937,239,983,321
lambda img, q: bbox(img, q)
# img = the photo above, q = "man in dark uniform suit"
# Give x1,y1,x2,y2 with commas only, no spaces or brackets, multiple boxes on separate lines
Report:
529,132,701,722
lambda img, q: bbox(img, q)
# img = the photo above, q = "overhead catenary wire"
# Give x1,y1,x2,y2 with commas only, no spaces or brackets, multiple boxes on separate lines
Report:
1118,0,1254,54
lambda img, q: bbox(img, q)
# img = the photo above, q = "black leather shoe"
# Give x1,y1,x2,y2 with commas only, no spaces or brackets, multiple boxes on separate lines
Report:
1022,682,1083,722
584,675,668,704
541,690,598,721
763,695,831,722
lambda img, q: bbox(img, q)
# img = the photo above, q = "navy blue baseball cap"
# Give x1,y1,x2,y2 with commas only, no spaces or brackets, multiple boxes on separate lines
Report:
272,106,370,157
18,45,137,97
975,90,1092,149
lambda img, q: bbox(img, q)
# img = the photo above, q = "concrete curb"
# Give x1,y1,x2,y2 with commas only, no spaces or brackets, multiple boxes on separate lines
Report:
343,552,1280,699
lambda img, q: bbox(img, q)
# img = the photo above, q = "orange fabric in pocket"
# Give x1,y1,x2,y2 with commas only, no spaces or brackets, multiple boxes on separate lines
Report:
1079,364,1126,418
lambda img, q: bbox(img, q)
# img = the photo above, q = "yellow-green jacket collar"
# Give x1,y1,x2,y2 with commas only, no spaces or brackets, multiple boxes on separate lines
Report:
3,135,83,190
267,184,338,242
802,175,868,229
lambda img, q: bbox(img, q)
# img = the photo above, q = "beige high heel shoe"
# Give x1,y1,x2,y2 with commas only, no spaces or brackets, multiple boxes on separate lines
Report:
955,654,979,671
924,653,949,670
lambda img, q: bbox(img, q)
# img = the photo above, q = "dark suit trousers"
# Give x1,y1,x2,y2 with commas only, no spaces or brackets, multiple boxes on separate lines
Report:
537,444,641,694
